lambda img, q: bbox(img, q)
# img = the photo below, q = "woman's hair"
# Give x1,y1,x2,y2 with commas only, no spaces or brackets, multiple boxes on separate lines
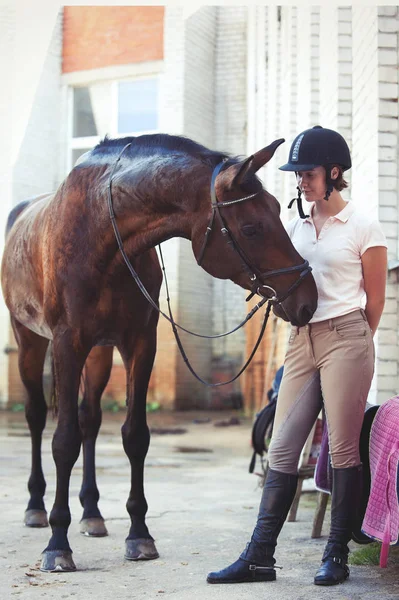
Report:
328,164,348,191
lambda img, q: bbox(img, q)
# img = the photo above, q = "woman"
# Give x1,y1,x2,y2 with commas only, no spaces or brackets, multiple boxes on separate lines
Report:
207,126,388,587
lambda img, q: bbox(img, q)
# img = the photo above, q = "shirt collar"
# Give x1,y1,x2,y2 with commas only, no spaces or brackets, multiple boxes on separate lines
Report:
304,201,354,224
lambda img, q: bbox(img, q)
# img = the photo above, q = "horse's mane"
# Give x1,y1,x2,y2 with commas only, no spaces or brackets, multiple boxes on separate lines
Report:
92,134,237,168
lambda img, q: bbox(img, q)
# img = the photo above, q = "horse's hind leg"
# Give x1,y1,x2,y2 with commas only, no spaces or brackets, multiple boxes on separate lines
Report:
78,346,113,537
118,313,159,561
12,318,50,528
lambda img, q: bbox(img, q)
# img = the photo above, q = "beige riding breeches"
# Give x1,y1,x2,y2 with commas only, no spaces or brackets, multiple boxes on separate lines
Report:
268,309,375,473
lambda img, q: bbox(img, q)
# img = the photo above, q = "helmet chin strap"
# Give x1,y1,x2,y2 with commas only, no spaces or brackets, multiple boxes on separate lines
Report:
288,165,337,218
323,164,335,201
288,187,309,219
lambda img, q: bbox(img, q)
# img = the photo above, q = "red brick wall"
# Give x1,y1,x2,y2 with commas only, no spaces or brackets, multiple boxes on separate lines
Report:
62,6,164,73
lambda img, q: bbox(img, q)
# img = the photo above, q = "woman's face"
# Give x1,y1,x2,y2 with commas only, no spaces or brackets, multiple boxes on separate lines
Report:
295,166,327,202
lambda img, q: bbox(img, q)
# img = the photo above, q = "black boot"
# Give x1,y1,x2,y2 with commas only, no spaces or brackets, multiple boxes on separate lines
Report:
207,468,298,584
314,465,362,586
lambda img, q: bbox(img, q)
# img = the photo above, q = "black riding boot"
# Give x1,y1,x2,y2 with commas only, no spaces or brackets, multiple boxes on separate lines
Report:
314,464,362,586
207,468,298,584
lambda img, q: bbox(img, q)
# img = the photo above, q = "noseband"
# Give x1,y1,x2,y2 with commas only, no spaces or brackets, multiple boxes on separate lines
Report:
197,160,312,304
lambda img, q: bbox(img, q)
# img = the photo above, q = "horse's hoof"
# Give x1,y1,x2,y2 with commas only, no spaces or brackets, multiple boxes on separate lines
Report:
80,518,108,537
125,538,159,561
40,550,76,572
24,509,49,528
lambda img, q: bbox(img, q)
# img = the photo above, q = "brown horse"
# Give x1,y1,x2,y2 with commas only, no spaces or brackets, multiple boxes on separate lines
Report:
1,134,317,572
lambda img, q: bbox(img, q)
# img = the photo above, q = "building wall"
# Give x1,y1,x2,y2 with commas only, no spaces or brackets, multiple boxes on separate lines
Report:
376,6,399,402
212,5,248,355
13,14,63,204
0,0,17,407
4,13,63,408
210,6,249,408
5,5,399,411
243,5,399,413
62,6,164,73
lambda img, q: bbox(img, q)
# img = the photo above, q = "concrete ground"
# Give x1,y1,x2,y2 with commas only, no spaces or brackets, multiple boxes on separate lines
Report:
1,409,398,600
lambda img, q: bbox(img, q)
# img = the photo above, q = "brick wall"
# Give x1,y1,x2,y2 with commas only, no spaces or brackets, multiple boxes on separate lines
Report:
62,7,164,73
319,6,339,129
376,7,399,402
159,7,221,408
0,0,16,406
337,7,353,196
310,8,321,126
5,13,63,407
13,13,63,203
352,7,381,404
351,7,379,212
243,6,399,414
212,6,249,405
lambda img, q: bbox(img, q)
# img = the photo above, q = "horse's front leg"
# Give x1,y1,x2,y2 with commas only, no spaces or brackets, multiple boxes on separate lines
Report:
118,318,159,561
78,346,113,537
41,333,88,572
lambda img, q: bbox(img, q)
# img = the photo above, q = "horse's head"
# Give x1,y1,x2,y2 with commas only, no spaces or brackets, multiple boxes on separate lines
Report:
191,139,318,327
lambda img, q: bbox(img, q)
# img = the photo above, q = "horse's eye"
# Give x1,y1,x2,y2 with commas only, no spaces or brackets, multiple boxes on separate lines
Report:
241,224,259,238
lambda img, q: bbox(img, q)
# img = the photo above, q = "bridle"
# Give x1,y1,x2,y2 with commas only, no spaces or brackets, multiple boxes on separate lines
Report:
197,159,312,303
107,144,313,387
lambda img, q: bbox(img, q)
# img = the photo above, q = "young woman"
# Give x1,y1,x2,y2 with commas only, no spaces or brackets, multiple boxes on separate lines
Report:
207,126,388,587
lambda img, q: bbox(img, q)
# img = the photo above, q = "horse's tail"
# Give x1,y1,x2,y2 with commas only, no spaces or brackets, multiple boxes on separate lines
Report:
48,345,88,416
48,343,58,418
79,365,89,403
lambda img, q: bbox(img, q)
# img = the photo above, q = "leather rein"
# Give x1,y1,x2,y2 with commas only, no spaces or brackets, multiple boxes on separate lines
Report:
107,143,312,387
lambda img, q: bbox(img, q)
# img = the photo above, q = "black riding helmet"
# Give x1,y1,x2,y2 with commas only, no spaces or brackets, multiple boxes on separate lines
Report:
279,125,352,218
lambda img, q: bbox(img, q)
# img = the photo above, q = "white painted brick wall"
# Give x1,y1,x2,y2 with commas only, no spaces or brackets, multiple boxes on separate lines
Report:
183,7,217,148
159,7,185,135
0,1,16,407
161,7,219,407
352,7,379,403
310,8,321,126
12,12,63,203
377,7,399,401
212,6,248,366
351,7,379,213
265,6,285,202
319,6,339,129
338,7,352,196
278,7,300,215
1,10,62,407
296,7,312,130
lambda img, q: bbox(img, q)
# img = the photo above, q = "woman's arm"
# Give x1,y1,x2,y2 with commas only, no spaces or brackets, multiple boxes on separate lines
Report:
361,246,387,336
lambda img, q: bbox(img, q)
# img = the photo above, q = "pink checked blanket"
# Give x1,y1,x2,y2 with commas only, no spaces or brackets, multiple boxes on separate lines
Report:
362,395,399,568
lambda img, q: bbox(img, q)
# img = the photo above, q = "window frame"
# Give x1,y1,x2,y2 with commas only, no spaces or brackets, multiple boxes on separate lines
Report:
61,61,162,176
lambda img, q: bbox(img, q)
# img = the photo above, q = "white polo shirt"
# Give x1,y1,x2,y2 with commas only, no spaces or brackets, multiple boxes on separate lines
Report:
285,201,387,323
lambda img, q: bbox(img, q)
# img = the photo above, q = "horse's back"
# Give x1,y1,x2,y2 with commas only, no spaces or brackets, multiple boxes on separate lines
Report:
5,193,55,238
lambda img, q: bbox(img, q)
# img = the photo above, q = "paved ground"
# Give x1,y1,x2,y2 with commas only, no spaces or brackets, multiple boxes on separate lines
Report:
1,409,398,600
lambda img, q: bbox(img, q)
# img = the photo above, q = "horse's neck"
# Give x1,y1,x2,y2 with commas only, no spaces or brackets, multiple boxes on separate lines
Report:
109,159,207,253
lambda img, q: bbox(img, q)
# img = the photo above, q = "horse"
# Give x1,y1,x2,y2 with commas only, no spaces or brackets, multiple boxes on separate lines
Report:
1,133,318,572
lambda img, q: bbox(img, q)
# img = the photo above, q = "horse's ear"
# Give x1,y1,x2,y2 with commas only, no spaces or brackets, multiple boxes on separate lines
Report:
231,138,285,186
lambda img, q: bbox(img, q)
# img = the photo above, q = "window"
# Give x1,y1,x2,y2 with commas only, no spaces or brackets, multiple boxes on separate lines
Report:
67,76,159,172
118,79,158,134
73,87,98,138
